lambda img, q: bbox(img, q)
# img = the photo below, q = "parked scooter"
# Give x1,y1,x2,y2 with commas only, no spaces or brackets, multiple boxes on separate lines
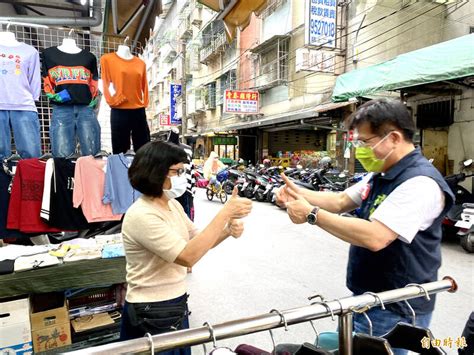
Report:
253,166,282,202
443,159,474,252
455,203,474,253
237,169,260,199
219,159,245,194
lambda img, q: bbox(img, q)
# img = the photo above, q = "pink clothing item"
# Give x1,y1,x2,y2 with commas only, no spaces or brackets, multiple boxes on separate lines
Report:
72,156,123,223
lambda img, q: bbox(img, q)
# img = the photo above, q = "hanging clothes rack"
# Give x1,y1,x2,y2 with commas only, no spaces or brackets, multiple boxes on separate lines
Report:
67,277,457,355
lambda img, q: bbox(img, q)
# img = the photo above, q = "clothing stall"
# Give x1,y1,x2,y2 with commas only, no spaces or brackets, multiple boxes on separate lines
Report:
66,278,457,355
0,23,144,353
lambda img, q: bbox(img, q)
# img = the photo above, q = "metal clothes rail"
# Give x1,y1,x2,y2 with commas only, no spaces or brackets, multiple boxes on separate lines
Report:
66,277,458,355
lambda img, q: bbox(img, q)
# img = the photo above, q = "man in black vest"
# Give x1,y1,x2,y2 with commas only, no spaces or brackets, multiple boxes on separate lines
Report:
277,99,454,354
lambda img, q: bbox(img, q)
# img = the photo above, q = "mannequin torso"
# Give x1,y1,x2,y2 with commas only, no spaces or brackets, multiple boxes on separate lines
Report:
116,45,133,60
0,31,20,46
57,38,81,54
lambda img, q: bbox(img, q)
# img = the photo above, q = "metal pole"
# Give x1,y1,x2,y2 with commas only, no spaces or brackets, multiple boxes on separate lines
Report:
181,40,187,144
131,0,154,51
67,277,457,355
339,312,353,355
0,0,102,27
111,0,119,34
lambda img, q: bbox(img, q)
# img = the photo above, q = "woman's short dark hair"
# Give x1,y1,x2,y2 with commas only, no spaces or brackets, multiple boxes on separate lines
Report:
346,98,415,142
128,141,188,197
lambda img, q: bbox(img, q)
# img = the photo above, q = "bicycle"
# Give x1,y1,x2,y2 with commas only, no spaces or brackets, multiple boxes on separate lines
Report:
206,178,228,204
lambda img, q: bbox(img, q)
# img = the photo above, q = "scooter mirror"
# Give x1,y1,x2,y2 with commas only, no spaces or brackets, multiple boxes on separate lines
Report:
463,159,473,167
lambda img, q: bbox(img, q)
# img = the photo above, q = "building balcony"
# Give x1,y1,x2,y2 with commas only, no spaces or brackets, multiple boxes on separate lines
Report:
255,59,287,91
177,16,192,40
199,30,227,64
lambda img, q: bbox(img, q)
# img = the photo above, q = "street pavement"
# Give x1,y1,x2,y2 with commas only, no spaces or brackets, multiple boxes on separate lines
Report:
186,189,473,354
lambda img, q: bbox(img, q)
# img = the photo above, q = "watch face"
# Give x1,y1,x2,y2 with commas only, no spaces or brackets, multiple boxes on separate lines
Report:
307,213,317,225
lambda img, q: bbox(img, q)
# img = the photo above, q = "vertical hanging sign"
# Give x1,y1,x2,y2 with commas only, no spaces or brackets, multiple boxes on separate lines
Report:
170,83,182,125
305,0,337,49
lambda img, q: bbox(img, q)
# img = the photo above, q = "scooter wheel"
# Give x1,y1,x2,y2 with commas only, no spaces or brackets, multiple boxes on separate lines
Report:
219,190,228,203
460,233,474,253
244,187,254,199
255,190,266,202
223,182,234,195
206,189,214,201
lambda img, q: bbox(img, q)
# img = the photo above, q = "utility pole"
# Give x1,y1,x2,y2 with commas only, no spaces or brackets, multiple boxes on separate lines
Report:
180,40,187,144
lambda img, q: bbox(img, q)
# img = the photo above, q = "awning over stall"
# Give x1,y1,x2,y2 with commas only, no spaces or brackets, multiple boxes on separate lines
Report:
198,0,267,42
332,34,474,102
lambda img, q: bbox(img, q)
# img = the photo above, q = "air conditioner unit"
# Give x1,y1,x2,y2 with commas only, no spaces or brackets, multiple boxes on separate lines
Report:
195,99,205,112
256,73,271,88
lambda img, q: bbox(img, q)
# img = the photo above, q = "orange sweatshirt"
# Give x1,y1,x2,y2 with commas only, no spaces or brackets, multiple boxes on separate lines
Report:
100,53,149,109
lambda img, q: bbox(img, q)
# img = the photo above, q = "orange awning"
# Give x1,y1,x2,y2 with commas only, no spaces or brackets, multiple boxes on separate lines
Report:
199,0,267,42
197,0,221,12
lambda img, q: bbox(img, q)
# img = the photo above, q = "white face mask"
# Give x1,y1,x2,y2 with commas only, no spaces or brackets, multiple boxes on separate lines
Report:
163,174,187,199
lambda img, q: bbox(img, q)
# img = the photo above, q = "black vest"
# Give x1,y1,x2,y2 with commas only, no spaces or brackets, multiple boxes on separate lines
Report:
347,148,454,316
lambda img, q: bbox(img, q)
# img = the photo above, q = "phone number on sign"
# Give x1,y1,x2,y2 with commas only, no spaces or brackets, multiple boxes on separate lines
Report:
310,19,335,38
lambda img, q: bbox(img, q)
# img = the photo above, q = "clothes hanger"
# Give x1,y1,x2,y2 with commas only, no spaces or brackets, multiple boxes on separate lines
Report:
39,152,53,161
5,153,21,162
94,150,110,159
66,151,81,160
203,322,236,354
144,332,154,355
293,320,332,355
381,284,446,354
351,305,394,355
267,309,290,355
308,300,343,353
124,149,135,157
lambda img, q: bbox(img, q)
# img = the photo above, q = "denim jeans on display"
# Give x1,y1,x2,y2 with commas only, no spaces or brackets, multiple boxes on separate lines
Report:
50,105,101,157
0,110,41,159
353,306,433,355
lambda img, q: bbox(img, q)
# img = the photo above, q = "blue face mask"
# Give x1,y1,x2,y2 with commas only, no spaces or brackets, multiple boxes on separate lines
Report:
163,174,187,199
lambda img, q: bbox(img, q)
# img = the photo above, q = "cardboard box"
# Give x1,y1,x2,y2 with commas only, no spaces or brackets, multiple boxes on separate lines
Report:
0,297,33,355
30,295,71,353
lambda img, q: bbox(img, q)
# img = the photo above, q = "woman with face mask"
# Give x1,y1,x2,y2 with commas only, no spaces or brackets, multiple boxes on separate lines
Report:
120,141,252,351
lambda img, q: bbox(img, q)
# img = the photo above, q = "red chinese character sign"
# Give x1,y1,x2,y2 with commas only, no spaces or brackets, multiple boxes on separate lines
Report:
224,90,259,114
159,114,171,126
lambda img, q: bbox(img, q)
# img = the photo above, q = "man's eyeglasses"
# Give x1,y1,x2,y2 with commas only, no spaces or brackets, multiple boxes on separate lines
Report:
169,168,185,176
352,134,379,148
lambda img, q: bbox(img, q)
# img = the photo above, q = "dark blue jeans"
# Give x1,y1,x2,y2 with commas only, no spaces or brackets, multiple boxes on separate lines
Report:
353,306,433,355
50,105,101,157
120,294,191,355
0,110,41,159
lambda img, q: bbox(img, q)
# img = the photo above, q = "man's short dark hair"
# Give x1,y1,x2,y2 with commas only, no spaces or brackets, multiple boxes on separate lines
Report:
128,141,188,197
346,98,415,142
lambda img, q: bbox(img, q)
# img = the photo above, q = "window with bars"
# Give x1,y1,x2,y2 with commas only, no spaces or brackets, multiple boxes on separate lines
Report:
255,38,289,90
259,0,287,19
205,82,217,110
3,24,142,155
216,69,237,106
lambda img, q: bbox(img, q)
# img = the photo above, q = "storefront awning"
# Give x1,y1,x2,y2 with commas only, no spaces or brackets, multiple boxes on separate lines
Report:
332,34,474,102
198,0,267,42
314,99,357,113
